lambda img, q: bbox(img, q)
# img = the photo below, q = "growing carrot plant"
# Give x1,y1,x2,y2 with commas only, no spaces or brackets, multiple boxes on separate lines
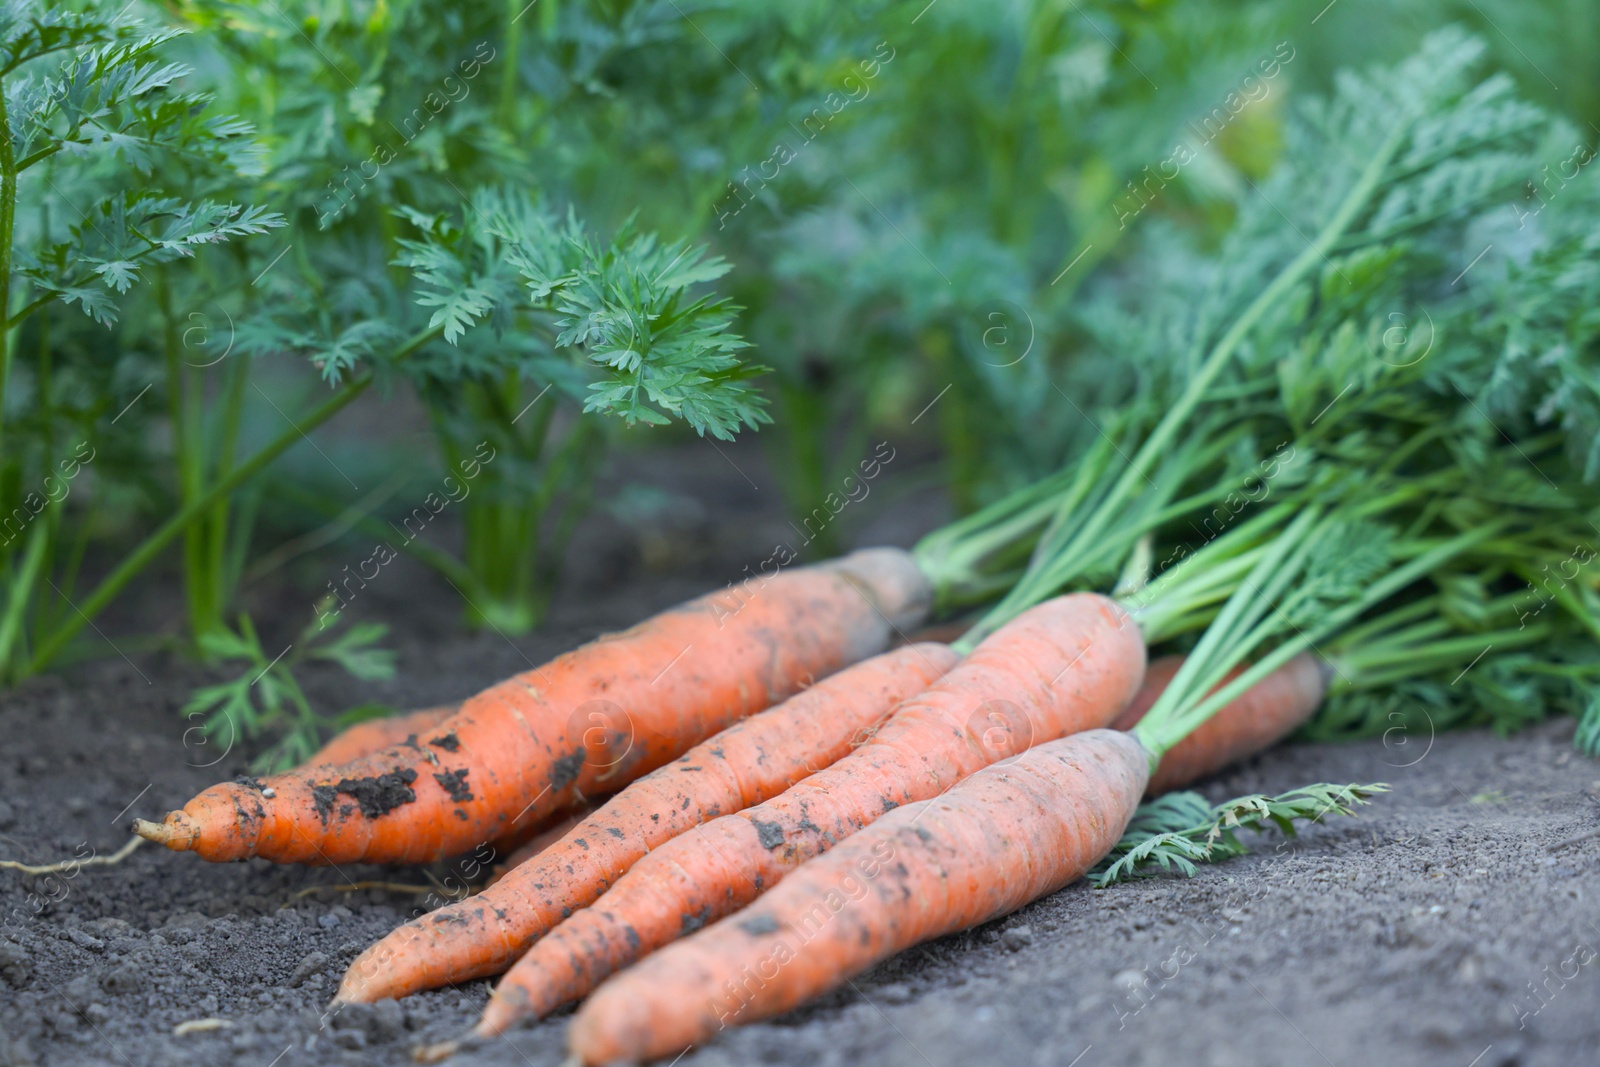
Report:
0,5,285,680
186,0,765,634
181,604,396,771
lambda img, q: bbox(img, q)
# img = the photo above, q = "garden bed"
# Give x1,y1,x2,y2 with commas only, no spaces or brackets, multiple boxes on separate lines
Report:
1,452,1595,1067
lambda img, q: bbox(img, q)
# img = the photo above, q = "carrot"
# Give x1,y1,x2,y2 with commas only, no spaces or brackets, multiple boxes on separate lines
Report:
567,654,1334,1062
134,548,933,866
473,593,1145,1034
1112,652,1328,794
301,705,458,767
568,728,1150,1065
482,803,596,886
336,643,957,1004
298,703,587,862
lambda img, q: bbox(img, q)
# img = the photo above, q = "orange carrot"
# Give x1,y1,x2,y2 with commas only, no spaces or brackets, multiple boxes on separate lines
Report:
1111,652,1327,795
336,643,957,1004
568,655,1332,1062
298,709,612,866
483,804,596,887
302,706,458,767
569,728,1149,1064
134,548,933,866
474,593,1145,1034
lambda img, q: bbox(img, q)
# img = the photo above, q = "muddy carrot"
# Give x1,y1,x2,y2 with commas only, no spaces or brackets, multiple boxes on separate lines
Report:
474,593,1145,1033
299,705,589,859
301,706,459,767
336,643,958,1004
134,548,934,866
1112,652,1328,794
568,729,1150,1064
566,502,1444,1062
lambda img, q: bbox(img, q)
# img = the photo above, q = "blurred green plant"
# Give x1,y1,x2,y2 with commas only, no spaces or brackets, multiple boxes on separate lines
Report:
7,0,1600,773
183,603,396,771
183,1,764,633
0,6,285,681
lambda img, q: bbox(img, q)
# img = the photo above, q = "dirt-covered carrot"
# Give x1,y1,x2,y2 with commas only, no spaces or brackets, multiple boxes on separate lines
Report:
134,548,934,866
568,729,1149,1065
473,593,1145,1034
302,706,458,767
1112,653,1328,795
560,522,1422,1064
299,703,585,862
562,654,1322,1062
335,643,956,1003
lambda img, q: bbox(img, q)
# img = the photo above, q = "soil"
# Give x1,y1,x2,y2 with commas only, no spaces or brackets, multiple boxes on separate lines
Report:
3,441,1599,1067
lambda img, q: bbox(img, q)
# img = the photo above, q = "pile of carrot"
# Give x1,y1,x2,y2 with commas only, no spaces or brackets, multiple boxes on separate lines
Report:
125,39,1600,1065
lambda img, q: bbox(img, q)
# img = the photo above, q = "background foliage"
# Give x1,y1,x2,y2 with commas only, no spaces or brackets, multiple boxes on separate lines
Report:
2,0,1596,760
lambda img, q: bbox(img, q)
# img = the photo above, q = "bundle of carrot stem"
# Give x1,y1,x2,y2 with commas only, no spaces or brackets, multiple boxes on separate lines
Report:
127,31,1600,1064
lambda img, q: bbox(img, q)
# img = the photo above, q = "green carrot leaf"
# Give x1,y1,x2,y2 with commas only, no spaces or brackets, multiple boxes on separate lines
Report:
1092,782,1388,886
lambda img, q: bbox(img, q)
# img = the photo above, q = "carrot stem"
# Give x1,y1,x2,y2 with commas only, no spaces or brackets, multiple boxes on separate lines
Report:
26,325,442,674
1138,517,1510,757
964,120,1412,645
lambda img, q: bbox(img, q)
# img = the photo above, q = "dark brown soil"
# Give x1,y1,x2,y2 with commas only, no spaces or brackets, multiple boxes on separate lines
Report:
2,441,1598,1067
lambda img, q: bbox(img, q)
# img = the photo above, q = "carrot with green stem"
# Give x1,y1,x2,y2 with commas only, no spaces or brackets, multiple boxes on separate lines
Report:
464,590,1149,1040
566,508,1505,1063
334,642,957,1003
135,548,936,865
468,436,1487,1036
464,133,1440,1017
463,489,1363,1036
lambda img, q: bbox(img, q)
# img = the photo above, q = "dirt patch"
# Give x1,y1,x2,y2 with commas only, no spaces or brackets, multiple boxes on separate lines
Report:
1,446,1597,1066
327,769,420,820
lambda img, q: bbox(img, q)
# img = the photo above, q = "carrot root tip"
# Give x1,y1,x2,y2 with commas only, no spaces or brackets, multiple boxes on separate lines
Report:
130,819,165,842
412,1037,465,1064
134,811,203,852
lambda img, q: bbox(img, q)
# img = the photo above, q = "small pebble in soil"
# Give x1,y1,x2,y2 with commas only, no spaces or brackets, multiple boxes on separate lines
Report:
1001,926,1034,951
332,1030,367,1050
62,929,103,952
288,952,331,988
99,966,142,995
0,941,31,987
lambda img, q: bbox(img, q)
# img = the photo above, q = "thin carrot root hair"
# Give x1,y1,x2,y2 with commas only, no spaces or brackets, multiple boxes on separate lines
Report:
0,836,143,875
